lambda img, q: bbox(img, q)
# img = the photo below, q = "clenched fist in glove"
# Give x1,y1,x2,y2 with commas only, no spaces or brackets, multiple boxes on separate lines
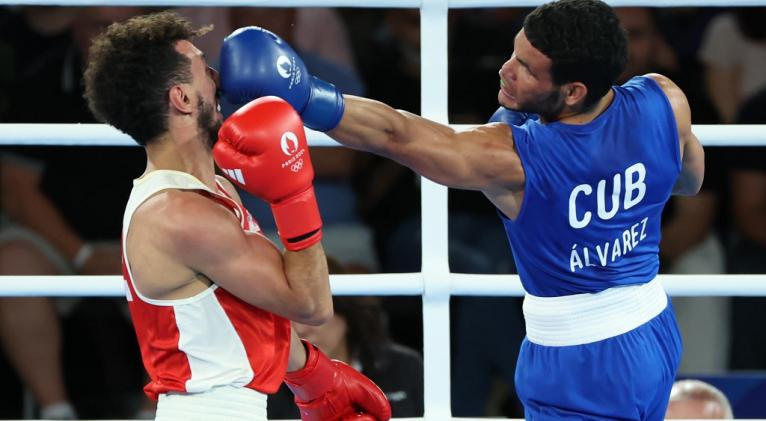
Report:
219,26,345,132
284,340,391,421
214,96,322,251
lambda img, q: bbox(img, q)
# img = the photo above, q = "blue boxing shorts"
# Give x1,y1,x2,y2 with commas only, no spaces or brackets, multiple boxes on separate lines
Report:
516,277,682,420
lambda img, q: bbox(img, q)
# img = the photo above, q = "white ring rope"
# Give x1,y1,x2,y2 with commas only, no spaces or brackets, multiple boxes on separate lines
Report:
1,123,765,147
0,274,425,296
2,274,766,297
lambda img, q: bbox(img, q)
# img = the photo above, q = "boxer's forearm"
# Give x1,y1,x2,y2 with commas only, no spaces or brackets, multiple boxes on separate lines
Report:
328,95,405,154
329,95,453,157
282,242,332,326
328,95,519,192
287,328,308,372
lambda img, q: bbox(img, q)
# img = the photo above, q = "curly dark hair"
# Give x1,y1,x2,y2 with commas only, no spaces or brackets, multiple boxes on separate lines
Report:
83,11,211,146
523,0,627,110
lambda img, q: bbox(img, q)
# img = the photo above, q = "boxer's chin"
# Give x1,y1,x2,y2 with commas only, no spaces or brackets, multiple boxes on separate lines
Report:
498,90,517,109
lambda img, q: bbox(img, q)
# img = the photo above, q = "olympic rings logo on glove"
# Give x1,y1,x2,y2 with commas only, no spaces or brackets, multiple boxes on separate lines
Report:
290,159,304,173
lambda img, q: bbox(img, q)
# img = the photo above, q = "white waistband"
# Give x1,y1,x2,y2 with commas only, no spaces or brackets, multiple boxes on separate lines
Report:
523,277,667,347
156,385,267,421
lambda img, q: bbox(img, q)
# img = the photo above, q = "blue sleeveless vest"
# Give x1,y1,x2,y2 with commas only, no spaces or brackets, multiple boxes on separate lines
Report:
500,76,681,296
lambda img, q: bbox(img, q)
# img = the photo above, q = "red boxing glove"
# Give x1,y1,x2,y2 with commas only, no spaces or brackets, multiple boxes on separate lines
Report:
214,96,322,251
284,340,391,421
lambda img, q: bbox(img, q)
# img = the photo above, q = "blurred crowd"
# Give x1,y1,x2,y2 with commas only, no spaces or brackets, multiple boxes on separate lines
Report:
0,5,765,419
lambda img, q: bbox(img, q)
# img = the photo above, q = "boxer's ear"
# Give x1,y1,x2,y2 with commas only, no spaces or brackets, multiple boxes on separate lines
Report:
169,84,194,115
562,82,587,108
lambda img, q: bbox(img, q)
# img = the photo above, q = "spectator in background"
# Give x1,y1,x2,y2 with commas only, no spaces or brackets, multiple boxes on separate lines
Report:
352,9,422,276
614,7,678,83
614,7,730,375
665,379,734,419
614,7,718,123
267,257,423,419
176,7,358,74
0,155,83,420
449,8,529,122
0,7,144,419
699,8,766,123
657,7,717,69
726,88,766,371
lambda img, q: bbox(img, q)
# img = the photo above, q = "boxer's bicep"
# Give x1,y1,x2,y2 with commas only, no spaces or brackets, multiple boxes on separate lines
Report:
331,96,522,191
167,194,323,322
390,121,524,192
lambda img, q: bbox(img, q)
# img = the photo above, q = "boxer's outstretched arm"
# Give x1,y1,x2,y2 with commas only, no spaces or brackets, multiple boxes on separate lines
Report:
219,27,521,192
329,95,525,192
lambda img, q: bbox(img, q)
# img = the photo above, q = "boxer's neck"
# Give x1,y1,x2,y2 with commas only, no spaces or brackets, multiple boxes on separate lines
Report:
144,131,217,190
555,90,615,125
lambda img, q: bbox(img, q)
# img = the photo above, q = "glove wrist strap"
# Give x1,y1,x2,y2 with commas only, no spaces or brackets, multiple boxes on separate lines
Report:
303,76,345,132
284,339,335,402
271,187,323,251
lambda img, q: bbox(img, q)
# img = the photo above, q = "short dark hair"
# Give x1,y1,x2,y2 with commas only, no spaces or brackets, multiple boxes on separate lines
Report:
83,11,210,146
523,0,627,109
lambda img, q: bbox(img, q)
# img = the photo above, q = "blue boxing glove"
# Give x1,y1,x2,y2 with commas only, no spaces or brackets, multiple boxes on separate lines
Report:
220,26,345,132
488,106,537,125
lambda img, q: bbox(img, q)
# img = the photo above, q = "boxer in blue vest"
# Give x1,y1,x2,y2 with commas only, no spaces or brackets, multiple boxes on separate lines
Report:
217,0,704,418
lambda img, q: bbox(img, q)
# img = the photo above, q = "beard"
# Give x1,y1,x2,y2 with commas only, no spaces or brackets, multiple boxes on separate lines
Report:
197,95,222,150
516,87,567,122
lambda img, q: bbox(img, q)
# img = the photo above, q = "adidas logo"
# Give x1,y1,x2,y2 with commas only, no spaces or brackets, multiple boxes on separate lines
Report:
222,168,245,185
